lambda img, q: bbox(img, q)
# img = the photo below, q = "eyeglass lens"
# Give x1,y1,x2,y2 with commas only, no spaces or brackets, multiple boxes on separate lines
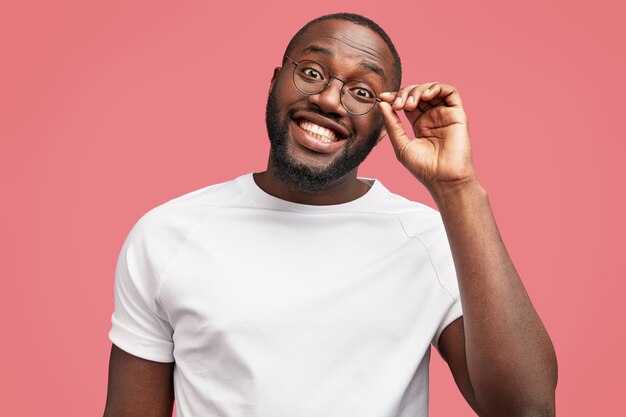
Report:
292,60,378,115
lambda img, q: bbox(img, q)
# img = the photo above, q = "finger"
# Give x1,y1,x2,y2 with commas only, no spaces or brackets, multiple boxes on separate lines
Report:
378,91,398,103
420,83,464,108
405,106,425,126
380,84,420,109
421,84,441,104
378,101,412,156
392,87,412,111
404,81,436,111
403,87,422,111
392,83,429,111
404,82,437,111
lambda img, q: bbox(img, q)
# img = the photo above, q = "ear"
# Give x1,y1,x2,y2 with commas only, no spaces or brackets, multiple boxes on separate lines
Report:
269,67,281,93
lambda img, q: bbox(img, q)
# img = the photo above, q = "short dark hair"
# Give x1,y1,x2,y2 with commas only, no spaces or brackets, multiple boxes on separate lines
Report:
284,13,402,90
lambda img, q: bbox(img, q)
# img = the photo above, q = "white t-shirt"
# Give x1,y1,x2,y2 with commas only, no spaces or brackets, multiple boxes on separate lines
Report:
109,173,463,417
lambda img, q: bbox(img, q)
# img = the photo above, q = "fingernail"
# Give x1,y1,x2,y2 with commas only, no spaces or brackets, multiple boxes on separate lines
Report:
424,89,431,95
394,97,402,105
407,96,415,104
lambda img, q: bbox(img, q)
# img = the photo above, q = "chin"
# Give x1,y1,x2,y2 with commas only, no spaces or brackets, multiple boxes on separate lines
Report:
265,88,379,193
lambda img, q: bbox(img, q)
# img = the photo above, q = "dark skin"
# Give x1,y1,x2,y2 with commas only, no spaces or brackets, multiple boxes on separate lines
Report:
104,19,557,417
255,21,391,205
104,345,174,417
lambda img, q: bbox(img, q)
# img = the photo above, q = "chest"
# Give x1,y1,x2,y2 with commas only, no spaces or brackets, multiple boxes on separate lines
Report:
157,211,444,363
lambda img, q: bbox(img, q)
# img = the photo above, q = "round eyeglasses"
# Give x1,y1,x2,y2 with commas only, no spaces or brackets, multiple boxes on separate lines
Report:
284,55,382,115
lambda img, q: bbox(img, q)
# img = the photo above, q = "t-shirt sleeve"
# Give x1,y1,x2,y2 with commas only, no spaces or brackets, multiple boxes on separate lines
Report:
397,209,464,351
431,291,463,352
427,216,464,352
109,215,175,363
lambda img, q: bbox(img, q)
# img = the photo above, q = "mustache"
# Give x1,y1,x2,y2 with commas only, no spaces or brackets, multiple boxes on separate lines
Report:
288,106,350,134
287,106,355,141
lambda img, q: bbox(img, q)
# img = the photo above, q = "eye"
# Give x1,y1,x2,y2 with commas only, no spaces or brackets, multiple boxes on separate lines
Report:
352,87,373,98
302,67,324,80
347,84,376,102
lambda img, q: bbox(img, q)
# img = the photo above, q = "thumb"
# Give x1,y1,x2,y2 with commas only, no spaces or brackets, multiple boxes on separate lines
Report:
378,101,412,156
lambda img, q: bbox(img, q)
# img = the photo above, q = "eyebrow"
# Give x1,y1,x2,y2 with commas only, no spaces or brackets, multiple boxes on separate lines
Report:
301,44,334,57
300,44,387,81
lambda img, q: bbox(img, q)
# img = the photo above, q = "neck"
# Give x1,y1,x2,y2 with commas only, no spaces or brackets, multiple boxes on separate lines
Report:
253,167,371,206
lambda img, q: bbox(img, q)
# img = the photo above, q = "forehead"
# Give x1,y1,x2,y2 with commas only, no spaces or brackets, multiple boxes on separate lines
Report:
290,20,394,82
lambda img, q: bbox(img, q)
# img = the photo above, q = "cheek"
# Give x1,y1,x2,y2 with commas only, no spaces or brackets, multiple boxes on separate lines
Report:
272,73,300,101
274,70,319,109
354,114,384,136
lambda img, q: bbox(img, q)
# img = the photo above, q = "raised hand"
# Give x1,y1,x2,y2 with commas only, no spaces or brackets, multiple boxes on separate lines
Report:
378,82,477,195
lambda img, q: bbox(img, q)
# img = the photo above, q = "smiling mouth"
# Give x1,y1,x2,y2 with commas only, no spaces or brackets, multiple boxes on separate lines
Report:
297,119,341,143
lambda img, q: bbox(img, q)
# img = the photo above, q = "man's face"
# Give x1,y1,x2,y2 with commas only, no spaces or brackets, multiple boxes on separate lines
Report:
265,19,394,192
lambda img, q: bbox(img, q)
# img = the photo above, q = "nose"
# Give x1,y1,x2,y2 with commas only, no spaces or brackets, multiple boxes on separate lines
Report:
308,78,348,116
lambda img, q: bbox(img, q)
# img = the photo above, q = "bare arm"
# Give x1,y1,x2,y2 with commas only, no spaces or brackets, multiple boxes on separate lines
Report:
435,181,557,417
103,344,175,417
378,82,557,416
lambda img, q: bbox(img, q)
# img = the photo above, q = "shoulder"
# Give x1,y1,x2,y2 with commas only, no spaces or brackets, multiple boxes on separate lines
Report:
120,174,254,269
370,180,456,289
132,173,253,234
367,179,445,237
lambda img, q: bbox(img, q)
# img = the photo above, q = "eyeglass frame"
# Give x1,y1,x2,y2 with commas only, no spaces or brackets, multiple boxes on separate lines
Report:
283,55,382,116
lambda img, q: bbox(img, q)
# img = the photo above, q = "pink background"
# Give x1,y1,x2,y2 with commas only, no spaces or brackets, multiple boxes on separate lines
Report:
1,0,624,415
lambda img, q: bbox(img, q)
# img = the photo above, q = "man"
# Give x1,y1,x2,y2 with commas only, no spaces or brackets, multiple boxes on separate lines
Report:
104,13,557,417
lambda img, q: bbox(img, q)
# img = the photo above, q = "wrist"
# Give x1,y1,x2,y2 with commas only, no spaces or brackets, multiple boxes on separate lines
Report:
430,177,487,208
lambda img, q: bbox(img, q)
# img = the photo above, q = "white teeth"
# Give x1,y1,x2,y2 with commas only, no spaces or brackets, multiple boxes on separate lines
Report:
298,120,338,143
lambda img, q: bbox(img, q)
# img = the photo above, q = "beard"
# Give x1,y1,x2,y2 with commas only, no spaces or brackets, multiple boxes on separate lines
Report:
264,88,383,193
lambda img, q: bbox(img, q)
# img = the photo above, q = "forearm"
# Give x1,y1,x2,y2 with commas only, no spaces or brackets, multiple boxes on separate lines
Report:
432,179,557,417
